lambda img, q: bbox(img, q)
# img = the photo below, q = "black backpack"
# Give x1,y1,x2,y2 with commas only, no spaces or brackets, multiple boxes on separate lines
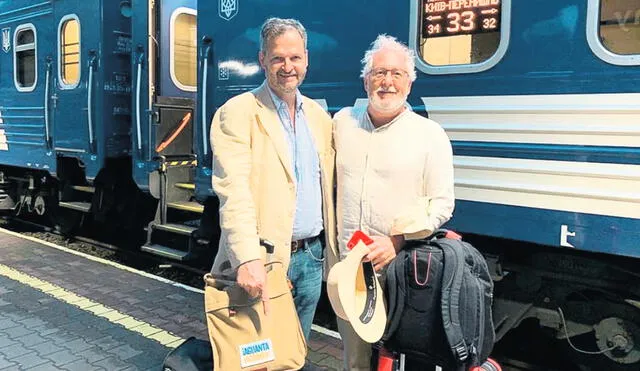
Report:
382,231,495,370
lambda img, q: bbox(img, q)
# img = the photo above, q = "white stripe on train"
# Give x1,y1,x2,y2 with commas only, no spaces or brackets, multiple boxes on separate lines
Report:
317,94,640,220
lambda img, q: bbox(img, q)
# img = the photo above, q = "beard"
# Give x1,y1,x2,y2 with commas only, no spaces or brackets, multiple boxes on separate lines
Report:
368,87,407,114
268,70,307,96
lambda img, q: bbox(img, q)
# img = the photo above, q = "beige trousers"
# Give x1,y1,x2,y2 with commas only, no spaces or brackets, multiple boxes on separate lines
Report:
337,316,372,371
336,271,387,371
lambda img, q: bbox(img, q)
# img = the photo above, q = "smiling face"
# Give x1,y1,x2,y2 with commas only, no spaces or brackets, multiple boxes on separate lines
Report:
258,29,308,99
364,49,412,119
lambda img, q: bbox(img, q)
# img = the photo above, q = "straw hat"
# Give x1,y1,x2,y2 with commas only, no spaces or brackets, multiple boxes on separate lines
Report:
327,240,386,343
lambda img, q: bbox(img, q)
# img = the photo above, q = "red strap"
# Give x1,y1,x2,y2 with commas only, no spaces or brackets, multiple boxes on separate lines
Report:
469,358,502,371
377,347,395,371
347,230,374,250
445,230,462,240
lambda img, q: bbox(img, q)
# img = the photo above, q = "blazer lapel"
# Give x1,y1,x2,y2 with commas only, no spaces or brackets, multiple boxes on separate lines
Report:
252,83,295,182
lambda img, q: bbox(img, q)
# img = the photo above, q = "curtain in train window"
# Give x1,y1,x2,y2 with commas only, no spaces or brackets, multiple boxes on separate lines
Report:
417,0,502,66
599,0,640,55
60,18,80,86
171,12,197,89
15,27,36,90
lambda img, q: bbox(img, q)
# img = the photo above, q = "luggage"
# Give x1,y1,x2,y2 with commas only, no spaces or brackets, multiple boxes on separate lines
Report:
204,239,307,371
162,337,213,371
372,347,502,371
381,230,495,370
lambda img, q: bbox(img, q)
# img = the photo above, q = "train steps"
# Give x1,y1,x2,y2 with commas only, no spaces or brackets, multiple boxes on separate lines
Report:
142,156,208,261
58,184,95,213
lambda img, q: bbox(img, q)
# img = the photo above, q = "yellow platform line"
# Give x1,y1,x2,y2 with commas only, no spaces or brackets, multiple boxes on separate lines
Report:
0,263,185,348
0,226,203,295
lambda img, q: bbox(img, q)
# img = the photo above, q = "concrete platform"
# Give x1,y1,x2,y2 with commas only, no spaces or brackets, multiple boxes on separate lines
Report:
0,227,343,370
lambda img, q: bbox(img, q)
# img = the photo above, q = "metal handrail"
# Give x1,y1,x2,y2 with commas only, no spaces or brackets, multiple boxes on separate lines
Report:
44,58,51,148
201,39,211,157
87,53,96,152
135,52,144,155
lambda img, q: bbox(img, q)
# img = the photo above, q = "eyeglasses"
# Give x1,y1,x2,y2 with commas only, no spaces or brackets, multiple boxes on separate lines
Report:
370,68,408,82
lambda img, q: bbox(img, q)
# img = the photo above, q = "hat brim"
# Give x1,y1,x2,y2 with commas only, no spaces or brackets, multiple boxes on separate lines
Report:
327,242,386,343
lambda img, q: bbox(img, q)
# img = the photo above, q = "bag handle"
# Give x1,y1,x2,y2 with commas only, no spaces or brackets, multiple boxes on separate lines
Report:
204,261,289,311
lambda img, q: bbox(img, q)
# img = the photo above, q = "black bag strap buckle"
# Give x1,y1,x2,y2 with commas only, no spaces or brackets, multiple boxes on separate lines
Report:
453,341,468,362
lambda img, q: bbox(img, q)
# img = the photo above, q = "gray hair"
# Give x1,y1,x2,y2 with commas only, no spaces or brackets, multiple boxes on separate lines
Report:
360,34,417,82
260,17,307,52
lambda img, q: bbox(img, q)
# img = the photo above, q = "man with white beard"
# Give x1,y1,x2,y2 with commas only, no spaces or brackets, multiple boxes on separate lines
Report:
332,34,455,371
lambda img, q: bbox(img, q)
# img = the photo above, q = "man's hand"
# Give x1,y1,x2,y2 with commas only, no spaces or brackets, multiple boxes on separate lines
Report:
365,235,405,271
236,260,270,315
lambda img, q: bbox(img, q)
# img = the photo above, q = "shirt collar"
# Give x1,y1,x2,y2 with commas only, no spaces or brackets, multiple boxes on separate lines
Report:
267,83,304,112
365,105,411,131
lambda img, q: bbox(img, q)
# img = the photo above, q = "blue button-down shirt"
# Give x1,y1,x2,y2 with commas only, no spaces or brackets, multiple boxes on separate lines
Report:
267,87,323,240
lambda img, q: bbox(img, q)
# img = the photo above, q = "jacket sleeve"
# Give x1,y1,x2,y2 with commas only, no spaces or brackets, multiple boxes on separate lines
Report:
210,99,262,271
390,125,455,240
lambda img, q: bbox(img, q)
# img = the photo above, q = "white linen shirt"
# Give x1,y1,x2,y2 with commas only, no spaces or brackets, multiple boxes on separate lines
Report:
334,105,455,258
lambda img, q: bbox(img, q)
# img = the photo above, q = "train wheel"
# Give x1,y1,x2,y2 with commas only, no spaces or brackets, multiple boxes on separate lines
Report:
564,302,640,371
594,317,640,366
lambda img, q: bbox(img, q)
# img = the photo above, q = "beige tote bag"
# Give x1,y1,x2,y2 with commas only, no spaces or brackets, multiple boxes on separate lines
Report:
204,262,307,370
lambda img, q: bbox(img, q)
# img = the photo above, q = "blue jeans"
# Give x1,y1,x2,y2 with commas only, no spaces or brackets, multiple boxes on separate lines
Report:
287,237,324,341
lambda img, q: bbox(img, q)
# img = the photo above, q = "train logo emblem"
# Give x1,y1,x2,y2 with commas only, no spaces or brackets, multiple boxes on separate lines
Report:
2,28,10,53
219,0,238,21
218,66,229,80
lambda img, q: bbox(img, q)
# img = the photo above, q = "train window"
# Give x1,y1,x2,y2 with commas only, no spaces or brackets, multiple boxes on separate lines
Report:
58,15,81,88
410,0,511,74
587,0,640,65
14,24,37,92
170,8,197,91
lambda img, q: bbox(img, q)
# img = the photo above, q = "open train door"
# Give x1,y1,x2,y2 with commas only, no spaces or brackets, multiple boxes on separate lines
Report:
138,0,206,261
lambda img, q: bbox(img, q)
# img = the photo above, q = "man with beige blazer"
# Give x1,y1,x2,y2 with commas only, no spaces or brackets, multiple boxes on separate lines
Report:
209,17,337,342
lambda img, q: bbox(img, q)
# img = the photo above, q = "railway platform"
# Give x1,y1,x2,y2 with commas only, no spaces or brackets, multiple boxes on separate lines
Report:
0,228,343,370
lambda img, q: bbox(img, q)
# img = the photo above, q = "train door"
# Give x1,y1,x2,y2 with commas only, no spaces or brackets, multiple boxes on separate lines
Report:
51,2,96,154
140,0,204,261
154,0,197,158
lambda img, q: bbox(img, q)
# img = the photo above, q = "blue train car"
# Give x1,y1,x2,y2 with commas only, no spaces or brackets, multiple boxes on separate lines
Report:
0,1,133,230
194,0,640,368
1,0,638,367
1,0,205,249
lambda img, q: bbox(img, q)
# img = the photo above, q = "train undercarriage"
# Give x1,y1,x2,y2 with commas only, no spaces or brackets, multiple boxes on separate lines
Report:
1,166,638,370
477,234,640,370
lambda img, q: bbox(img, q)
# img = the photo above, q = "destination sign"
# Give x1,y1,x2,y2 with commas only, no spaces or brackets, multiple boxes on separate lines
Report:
422,0,501,39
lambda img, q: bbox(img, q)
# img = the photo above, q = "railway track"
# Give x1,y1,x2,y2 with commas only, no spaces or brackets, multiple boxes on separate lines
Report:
0,215,208,287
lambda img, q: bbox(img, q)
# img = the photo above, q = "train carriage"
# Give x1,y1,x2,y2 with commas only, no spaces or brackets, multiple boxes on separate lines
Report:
0,0,133,230
0,0,639,369
193,0,640,369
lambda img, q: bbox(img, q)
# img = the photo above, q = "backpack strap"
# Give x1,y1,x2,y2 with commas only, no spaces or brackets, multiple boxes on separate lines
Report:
382,249,407,341
437,238,469,364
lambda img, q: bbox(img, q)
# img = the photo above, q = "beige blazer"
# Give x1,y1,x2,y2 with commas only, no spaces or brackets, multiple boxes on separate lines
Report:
210,82,338,277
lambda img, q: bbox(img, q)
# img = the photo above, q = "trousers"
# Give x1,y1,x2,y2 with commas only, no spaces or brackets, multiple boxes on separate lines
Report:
287,237,324,341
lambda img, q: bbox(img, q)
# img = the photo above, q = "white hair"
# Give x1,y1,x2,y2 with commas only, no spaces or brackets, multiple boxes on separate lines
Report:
360,34,417,82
